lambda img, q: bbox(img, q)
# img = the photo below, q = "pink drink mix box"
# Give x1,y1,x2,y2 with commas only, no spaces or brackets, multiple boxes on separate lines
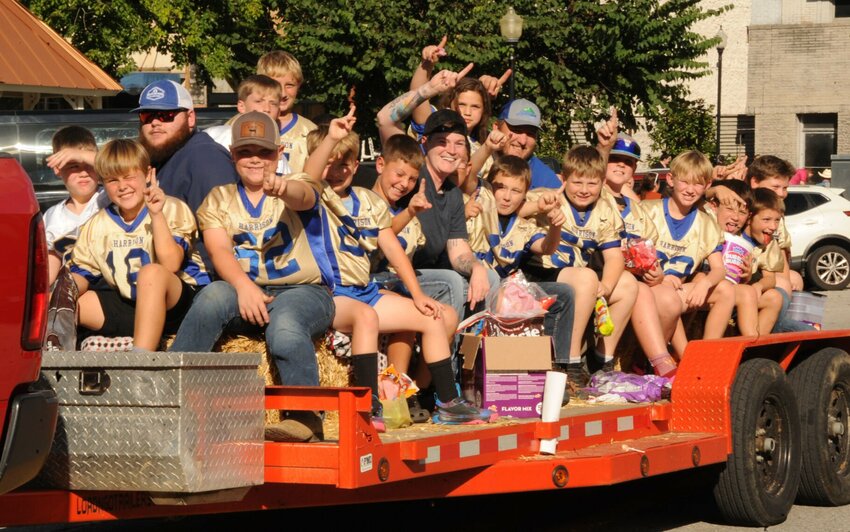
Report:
722,233,754,284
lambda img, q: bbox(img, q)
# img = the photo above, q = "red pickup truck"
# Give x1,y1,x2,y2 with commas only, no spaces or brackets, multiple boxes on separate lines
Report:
0,154,58,494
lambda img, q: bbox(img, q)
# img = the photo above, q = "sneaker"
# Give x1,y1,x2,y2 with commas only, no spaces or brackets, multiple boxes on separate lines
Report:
600,359,615,373
265,411,323,442
566,362,591,389
433,396,492,424
80,335,134,352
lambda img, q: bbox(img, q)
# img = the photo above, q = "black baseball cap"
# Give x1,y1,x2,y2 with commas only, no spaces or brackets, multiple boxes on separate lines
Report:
423,109,468,137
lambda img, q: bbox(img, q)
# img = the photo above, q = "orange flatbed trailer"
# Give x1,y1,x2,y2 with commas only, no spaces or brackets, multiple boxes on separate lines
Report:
2,330,850,527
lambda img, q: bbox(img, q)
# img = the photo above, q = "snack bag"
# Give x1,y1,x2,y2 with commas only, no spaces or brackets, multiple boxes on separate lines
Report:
594,297,614,336
378,365,418,429
485,271,555,320
622,237,657,276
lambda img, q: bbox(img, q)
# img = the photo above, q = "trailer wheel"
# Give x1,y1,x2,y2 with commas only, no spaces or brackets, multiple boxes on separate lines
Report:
788,348,850,505
713,358,801,526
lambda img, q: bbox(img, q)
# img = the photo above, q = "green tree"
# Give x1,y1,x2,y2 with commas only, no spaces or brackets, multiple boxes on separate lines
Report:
278,0,728,155
24,0,727,156
648,98,716,159
22,0,279,87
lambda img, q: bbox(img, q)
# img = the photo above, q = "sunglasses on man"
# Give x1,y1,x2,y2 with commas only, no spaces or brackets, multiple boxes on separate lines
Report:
139,109,185,125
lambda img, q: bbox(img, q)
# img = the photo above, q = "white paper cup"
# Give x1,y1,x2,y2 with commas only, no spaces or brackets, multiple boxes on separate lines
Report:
540,370,567,455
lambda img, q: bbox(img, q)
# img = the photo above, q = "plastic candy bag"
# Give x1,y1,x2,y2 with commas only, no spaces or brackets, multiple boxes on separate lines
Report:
485,271,555,320
378,365,419,429
622,237,658,276
584,371,672,403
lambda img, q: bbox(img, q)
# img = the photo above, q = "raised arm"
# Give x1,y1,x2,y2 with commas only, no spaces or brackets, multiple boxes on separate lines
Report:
377,63,474,144
410,36,447,127
303,106,357,184
144,169,184,272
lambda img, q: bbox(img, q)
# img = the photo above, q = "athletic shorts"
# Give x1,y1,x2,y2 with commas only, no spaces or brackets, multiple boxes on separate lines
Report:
521,263,561,283
333,282,384,307
84,281,197,338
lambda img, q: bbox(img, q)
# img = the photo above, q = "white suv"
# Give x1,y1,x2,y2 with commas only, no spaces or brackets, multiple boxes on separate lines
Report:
785,185,850,290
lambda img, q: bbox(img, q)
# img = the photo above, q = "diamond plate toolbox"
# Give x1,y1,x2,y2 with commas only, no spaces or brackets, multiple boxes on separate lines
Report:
35,351,265,493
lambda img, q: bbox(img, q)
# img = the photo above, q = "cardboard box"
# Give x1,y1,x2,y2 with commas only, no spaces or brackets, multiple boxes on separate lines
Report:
460,334,552,418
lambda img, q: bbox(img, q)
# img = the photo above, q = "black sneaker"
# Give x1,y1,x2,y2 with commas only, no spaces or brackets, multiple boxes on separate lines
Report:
566,362,591,389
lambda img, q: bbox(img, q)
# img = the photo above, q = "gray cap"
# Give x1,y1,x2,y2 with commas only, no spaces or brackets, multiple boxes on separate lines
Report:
499,99,542,128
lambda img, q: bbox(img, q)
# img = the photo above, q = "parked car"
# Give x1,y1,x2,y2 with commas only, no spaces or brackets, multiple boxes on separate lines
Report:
0,109,233,212
785,185,850,290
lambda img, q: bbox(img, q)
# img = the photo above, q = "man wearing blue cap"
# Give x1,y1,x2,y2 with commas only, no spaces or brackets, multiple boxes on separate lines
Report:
135,80,238,211
491,98,562,190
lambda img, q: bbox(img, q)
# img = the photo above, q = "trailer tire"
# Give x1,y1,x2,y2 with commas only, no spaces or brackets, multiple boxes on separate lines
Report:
713,358,801,526
788,348,850,505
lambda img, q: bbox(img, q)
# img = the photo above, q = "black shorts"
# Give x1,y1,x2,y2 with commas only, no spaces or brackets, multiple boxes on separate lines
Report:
84,281,197,338
521,263,561,283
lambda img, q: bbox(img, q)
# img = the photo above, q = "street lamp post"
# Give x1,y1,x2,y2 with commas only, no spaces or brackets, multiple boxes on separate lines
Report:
715,27,727,164
500,7,523,101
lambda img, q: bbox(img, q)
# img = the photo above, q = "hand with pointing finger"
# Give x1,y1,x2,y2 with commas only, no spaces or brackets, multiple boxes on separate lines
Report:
263,165,288,198
479,69,513,98
328,105,357,140
465,188,483,220
425,63,475,97
484,128,509,152
596,106,619,153
421,35,448,67
407,179,432,216
537,181,565,216
143,167,165,214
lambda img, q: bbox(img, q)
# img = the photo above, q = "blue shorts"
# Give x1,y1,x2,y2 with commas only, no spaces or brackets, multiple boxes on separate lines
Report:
333,282,384,307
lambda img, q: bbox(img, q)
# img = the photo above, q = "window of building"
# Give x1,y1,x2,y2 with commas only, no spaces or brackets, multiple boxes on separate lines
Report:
799,114,837,169
837,0,850,18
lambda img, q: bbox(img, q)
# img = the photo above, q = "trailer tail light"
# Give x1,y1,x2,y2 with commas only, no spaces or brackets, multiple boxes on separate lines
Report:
22,214,48,351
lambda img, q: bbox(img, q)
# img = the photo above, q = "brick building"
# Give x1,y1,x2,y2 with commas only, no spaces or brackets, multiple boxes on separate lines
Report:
685,0,850,171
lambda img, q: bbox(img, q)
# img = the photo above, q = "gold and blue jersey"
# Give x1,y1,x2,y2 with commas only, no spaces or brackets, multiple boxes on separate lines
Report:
525,188,624,269
742,231,785,274
464,179,499,265
644,197,724,279
370,204,426,273
196,174,332,287
321,185,392,287
280,114,317,173
69,196,210,300
487,214,546,277
773,217,791,251
602,188,659,244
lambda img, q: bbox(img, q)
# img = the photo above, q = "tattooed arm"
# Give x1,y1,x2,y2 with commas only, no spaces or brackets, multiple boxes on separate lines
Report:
377,63,474,144
447,238,490,306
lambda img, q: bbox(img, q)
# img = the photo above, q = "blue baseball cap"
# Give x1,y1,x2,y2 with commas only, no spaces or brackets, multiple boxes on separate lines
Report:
499,99,542,129
132,80,194,112
610,133,641,161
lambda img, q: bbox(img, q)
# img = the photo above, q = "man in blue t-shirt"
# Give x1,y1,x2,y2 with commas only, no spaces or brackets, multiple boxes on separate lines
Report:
135,80,238,211
492,98,561,190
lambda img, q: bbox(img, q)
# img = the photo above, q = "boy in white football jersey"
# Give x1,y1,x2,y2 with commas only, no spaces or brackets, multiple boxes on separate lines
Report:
171,111,335,442
641,151,735,376
68,139,209,351
257,51,317,172
522,146,638,387
43,126,109,285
